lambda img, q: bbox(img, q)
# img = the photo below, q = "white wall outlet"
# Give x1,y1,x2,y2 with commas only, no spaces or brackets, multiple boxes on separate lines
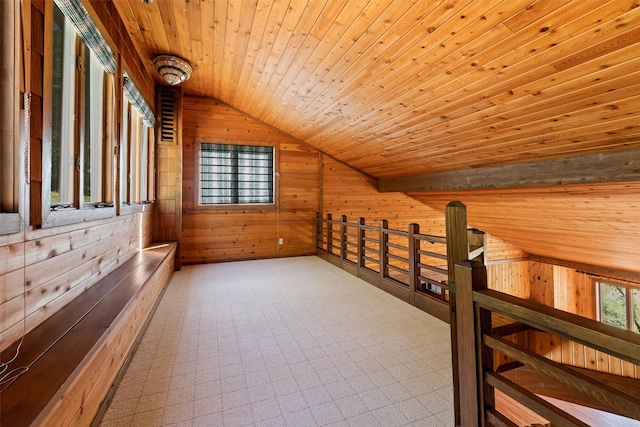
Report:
278,237,284,245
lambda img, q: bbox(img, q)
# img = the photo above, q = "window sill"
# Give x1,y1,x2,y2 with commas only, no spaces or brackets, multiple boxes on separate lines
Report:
192,203,277,213
120,201,154,216
42,206,116,229
0,213,23,236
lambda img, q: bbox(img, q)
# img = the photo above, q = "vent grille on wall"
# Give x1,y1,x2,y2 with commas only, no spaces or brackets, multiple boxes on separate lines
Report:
159,89,176,143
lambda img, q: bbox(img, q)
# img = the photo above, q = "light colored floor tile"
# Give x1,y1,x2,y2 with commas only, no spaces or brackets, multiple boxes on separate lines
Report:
251,397,283,422
334,395,368,419
371,404,409,427
283,408,318,427
162,402,194,425
311,401,345,426
346,412,383,427
380,382,414,405
303,385,333,406
395,398,433,423
99,257,453,427
278,391,308,414
222,404,254,426
358,389,393,411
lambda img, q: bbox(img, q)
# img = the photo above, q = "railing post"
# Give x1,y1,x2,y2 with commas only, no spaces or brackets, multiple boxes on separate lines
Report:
316,212,322,250
340,215,347,265
453,260,489,427
379,220,388,289
445,201,469,426
408,223,419,306
357,217,365,274
326,213,333,255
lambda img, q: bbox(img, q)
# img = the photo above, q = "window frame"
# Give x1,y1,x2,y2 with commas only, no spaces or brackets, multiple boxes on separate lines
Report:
596,279,640,333
41,1,115,228
119,70,155,216
194,140,278,210
0,0,23,236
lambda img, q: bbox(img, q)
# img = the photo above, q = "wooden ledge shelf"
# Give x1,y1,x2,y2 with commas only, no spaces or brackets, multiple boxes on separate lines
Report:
0,243,176,427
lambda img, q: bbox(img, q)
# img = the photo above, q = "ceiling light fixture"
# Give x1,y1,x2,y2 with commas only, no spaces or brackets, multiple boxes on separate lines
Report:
152,54,193,86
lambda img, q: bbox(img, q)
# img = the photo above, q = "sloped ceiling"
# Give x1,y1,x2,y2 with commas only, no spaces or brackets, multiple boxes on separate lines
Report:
111,0,640,273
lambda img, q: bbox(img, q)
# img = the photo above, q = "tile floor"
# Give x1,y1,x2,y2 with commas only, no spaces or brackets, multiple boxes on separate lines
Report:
99,256,455,427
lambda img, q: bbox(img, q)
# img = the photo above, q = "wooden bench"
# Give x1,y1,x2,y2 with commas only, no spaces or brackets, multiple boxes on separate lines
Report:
0,243,176,427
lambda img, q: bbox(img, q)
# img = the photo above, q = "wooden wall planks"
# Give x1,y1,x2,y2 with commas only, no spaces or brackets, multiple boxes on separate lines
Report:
181,97,319,264
409,183,640,273
0,0,159,355
112,0,640,179
321,157,447,237
489,259,639,380
0,211,153,353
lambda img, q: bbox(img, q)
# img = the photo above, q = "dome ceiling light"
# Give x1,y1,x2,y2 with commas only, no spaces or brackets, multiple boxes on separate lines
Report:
152,54,193,86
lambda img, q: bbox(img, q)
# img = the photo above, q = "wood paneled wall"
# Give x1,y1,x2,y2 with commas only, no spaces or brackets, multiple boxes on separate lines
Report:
322,157,446,237
181,97,319,264
0,0,158,354
409,184,640,273
489,259,639,379
0,210,153,353
484,235,529,264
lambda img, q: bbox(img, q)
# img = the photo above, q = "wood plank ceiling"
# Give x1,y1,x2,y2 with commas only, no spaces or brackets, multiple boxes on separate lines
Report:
112,0,640,273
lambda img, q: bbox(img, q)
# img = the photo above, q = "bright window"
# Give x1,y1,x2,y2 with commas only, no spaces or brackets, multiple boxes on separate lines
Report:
598,281,640,333
199,143,274,205
83,45,104,203
51,4,76,205
121,82,152,205
50,3,105,208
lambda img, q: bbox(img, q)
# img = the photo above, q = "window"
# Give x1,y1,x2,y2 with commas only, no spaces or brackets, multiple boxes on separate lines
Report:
199,143,274,205
50,3,107,209
121,74,154,206
597,281,640,333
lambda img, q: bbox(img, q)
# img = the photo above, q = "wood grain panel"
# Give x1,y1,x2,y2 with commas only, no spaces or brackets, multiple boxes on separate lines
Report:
485,235,529,264
112,0,640,178
322,157,446,237
108,0,640,276
0,211,153,353
181,97,319,264
487,261,530,299
409,183,640,273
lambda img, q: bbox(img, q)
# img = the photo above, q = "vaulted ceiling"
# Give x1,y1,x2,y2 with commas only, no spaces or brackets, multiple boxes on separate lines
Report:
112,0,640,273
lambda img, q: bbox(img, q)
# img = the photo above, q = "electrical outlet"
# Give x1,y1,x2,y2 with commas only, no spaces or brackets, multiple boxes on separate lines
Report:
278,237,284,245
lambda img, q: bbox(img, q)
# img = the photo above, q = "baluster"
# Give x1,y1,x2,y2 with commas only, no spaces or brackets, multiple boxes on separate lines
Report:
379,220,388,289
327,213,333,255
340,215,347,264
316,212,322,250
408,223,419,306
357,217,365,273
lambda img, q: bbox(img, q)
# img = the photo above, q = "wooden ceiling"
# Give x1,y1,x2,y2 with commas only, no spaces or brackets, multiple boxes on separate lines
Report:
111,0,640,273
112,0,640,179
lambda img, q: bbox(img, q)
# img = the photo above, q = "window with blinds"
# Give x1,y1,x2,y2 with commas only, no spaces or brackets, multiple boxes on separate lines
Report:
199,143,274,205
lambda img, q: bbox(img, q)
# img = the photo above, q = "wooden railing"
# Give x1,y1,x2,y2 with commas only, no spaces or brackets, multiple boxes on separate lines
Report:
451,259,640,426
316,206,484,323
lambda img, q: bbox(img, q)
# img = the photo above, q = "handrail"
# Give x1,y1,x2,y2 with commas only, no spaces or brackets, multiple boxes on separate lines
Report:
475,289,640,366
415,233,447,244
451,260,640,426
315,212,483,318
317,203,483,425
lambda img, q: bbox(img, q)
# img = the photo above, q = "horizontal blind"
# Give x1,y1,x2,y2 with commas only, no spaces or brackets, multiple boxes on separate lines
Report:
54,0,116,73
200,144,274,205
123,75,155,128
